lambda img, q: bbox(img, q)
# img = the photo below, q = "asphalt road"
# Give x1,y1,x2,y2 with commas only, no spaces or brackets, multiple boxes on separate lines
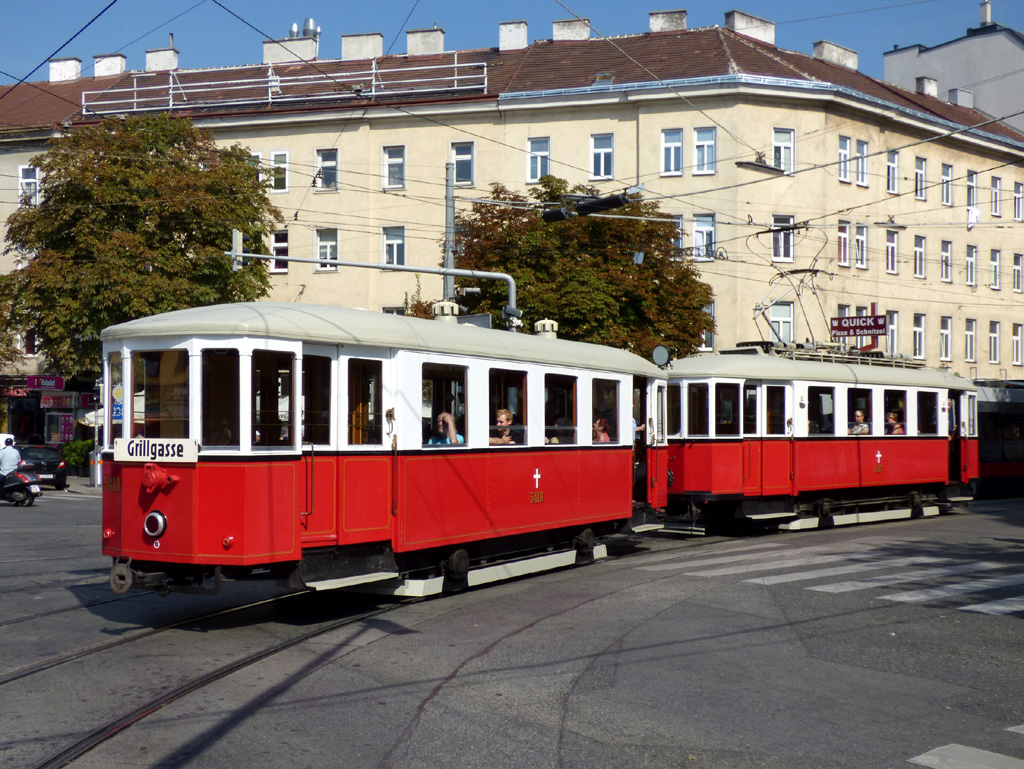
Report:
2,493,1024,769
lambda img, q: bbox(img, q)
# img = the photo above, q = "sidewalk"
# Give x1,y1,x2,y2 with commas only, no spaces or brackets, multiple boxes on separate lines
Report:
61,474,103,497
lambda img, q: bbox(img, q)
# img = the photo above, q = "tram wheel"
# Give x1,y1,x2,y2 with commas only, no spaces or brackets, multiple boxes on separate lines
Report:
444,549,470,581
109,563,135,594
572,528,595,554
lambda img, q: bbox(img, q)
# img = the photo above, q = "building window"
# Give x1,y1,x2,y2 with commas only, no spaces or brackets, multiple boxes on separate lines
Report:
661,130,682,176
769,302,794,344
941,240,952,283
316,148,338,190
527,137,550,182
966,171,977,208
772,215,794,262
1014,254,1022,293
837,221,850,267
854,225,868,269
855,306,869,349
966,245,977,286
965,318,977,362
914,235,926,279
694,128,716,174
990,249,1001,289
885,230,899,274
693,214,716,260
671,215,685,251
838,137,851,183
270,151,288,192
699,302,715,351
989,321,1001,364
941,163,953,206
383,226,405,266
271,230,288,273
913,314,925,359
383,146,405,189
855,140,869,186
886,151,899,194
1015,182,1023,221
991,177,1002,217
590,134,614,179
452,142,474,185
18,329,39,356
18,165,39,206
914,157,926,200
316,228,338,270
886,311,899,355
773,128,794,174
1013,323,1023,366
940,316,952,362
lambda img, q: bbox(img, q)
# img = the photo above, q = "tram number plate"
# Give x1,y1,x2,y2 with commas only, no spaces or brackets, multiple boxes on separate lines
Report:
530,491,544,504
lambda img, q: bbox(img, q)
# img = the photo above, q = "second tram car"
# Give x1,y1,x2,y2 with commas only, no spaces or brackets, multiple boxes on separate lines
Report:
973,380,1024,498
98,303,668,596
663,342,978,531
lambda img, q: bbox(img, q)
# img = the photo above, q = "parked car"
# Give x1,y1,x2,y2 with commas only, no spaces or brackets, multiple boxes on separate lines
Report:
18,445,67,490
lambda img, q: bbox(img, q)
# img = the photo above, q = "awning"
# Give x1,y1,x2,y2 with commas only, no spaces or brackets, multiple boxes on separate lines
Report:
78,408,103,428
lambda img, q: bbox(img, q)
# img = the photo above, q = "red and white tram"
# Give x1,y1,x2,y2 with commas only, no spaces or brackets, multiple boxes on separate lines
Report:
98,303,668,595
663,342,978,531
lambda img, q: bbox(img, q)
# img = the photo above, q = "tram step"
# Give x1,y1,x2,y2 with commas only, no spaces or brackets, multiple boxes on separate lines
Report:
780,505,939,531
305,571,401,591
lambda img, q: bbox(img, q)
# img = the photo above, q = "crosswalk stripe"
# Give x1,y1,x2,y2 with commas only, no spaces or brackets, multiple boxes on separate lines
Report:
809,562,1004,593
746,556,949,585
884,572,1024,603
908,743,1024,768
961,596,1024,615
676,552,886,576
629,541,786,567
639,541,895,573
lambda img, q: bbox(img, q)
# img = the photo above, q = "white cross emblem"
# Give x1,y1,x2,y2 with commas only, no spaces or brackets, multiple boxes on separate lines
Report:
876,450,883,464
533,468,542,488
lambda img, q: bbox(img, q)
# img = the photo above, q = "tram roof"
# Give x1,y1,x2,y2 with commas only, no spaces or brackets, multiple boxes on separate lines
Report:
101,302,665,377
667,348,975,390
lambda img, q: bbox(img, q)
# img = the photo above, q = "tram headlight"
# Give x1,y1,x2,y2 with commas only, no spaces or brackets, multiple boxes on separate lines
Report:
143,510,167,539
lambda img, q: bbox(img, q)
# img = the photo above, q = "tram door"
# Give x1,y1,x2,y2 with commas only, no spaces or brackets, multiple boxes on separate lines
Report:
947,389,977,484
633,376,668,508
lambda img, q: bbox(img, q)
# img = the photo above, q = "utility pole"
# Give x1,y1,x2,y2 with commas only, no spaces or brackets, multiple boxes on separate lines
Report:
443,162,455,301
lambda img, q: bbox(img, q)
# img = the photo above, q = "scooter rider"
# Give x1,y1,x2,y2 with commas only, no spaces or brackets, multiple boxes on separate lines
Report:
0,437,20,478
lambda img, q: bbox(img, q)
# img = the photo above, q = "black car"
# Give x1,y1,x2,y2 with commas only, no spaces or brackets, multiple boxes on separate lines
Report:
18,445,67,490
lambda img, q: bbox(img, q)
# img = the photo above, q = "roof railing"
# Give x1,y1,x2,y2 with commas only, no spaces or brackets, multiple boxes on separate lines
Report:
727,340,926,368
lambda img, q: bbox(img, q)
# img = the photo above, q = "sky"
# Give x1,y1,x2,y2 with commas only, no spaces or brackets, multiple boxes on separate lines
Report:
1,0,1022,86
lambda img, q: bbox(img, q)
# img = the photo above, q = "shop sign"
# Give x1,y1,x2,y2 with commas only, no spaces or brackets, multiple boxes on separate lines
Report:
59,414,75,443
41,392,76,408
80,393,97,408
1,387,28,397
28,375,64,390
830,315,887,338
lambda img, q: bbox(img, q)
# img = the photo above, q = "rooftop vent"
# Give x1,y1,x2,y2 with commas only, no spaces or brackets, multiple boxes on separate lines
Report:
49,57,81,82
650,10,687,33
433,301,460,322
145,46,179,72
342,32,383,61
981,0,993,26
407,27,444,56
553,18,590,41
534,319,558,338
948,88,974,109
499,20,528,51
916,76,938,98
93,53,126,78
813,40,857,70
725,10,774,45
264,20,320,64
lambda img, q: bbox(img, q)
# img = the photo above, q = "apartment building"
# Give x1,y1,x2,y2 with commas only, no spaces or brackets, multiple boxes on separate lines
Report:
4,7,1024,399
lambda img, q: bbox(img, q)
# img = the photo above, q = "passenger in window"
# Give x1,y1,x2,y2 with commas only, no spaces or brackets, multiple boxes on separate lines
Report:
427,412,464,445
849,409,869,435
489,409,516,445
549,417,574,444
593,418,611,442
886,412,905,435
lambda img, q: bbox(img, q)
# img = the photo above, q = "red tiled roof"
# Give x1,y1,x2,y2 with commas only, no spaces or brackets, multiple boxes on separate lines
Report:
0,75,124,132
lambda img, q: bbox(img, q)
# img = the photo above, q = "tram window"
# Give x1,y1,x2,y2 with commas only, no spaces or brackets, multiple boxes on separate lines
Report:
489,368,526,445
667,385,681,436
592,379,619,443
348,359,382,445
107,352,123,443
687,383,709,436
743,384,758,435
766,385,786,435
303,355,331,445
132,350,189,438
423,363,468,445
252,350,294,447
848,388,872,435
917,392,939,435
544,374,576,444
807,386,835,435
201,350,239,447
716,383,740,436
883,389,907,435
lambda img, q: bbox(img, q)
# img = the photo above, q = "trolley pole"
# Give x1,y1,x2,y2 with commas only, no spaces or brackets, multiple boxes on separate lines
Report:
443,162,455,301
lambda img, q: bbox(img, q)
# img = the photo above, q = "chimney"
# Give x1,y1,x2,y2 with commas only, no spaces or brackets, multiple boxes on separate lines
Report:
342,32,383,61
553,18,590,41
407,27,444,56
813,40,857,70
915,76,938,98
650,10,687,33
948,88,975,109
49,57,82,82
146,46,179,72
980,0,993,26
725,11,775,45
93,53,126,78
499,21,528,51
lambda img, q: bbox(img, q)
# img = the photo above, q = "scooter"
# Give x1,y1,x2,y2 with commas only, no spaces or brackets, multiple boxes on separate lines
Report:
2,469,42,506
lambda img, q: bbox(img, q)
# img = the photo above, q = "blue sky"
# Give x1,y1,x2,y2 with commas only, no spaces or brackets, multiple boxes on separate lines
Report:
1,0,1021,85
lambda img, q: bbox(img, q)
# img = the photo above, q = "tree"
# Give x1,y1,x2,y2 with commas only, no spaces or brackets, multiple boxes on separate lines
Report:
2,114,281,375
453,177,714,357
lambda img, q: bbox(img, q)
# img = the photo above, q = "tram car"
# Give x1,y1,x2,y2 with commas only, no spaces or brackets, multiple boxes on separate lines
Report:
98,303,668,596
663,342,978,531
973,380,1024,498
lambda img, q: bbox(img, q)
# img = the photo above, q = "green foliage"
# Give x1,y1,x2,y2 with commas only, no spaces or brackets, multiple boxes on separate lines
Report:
61,439,93,469
2,114,282,375
452,177,714,356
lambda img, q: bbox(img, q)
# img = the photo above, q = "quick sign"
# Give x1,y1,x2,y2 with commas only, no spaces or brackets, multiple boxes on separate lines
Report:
830,315,887,338
114,438,199,464
28,375,64,390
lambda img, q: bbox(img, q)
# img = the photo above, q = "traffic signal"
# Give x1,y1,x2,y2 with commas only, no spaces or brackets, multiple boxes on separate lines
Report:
575,193,630,216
